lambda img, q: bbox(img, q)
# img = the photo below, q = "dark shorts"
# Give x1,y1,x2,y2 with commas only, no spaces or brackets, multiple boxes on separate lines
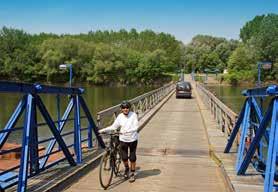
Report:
120,140,138,162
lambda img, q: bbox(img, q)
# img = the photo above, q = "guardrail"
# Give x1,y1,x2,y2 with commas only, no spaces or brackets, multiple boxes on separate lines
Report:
97,82,175,129
196,83,278,192
196,83,238,141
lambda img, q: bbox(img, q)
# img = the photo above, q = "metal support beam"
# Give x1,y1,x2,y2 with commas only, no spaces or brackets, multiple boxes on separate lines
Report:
17,94,33,192
79,96,105,148
242,87,269,97
0,81,83,95
40,98,74,168
74,95,82,164
29,96,39,175
266,85,278,95
236,98,251,172
0,81,106,191
36,95,76,166
251,97,263,122
0,96,26,148
237,98,274,174
264,98,278,192
224,99,247,153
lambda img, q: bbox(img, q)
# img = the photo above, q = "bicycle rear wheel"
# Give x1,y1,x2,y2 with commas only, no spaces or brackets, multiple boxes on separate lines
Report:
99,152,113,189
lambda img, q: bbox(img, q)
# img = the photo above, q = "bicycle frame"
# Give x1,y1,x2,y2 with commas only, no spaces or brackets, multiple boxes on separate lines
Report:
102,132,122,174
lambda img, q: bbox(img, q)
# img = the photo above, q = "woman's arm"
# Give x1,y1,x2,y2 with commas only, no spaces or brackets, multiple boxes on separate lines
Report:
99,117,121,133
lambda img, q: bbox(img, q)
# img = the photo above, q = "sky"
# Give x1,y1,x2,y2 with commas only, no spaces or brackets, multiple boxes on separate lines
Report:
0,0,277,43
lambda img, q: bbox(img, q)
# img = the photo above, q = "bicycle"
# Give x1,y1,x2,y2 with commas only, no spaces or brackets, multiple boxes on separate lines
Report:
99,131,122,189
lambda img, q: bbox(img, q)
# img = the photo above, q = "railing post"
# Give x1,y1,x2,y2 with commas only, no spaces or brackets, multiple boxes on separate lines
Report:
57,94,61,151
97,114,101,129
219,109,223,131
74,95,82,164
216,106,219,128
223,114,229,137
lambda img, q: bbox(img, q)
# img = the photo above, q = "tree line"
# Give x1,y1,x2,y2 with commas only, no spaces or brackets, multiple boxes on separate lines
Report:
0,28,182,85
182,13,278,85
1,13,277,86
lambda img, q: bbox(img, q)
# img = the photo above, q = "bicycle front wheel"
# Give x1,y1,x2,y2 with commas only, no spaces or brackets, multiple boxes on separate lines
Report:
99,152,113,189
113,150,122,176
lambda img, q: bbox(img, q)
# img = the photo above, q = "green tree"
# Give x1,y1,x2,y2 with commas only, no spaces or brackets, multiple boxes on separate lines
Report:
239,13,278,81
183,35,237,73
240,15,265,43
0,26,183,84
228,45,254,71
0,27,36,81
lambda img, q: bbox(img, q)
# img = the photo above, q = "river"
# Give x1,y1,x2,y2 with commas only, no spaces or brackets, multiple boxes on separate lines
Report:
206,84,273,114
0,84,155,143
205,84,250,113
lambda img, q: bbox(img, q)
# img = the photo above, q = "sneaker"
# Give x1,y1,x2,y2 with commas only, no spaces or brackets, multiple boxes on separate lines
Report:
124,169,129,179
129,172,135,183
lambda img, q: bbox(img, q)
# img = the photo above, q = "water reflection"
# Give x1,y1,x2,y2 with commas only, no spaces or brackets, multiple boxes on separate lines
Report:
0,84,155,143
206,85,251,113
207,85,273,114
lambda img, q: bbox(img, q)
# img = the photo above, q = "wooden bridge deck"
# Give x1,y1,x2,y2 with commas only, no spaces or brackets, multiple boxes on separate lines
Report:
64,89,228,191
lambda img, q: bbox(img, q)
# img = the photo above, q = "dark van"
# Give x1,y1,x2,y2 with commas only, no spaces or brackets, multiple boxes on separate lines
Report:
176,81,192,98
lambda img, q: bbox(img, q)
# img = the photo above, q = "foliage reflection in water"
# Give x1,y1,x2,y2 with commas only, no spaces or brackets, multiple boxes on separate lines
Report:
0,84,155,143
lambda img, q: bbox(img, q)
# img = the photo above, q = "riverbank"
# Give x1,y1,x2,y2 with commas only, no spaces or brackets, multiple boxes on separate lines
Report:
211,75,277,87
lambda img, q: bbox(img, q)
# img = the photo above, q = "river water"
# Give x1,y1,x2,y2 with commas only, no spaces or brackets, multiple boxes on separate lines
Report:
0,84,155,144
206,84,273,114
0,83,270,145
205,85,250,113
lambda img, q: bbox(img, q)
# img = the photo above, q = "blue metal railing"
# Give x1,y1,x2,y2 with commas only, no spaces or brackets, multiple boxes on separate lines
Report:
0,81,105,192
224,85,278,192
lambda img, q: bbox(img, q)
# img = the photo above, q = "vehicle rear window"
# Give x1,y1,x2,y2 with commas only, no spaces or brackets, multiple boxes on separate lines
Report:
176,82,191,89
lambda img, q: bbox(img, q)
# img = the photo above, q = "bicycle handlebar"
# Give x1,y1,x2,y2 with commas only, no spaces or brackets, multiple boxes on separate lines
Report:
99,130,137,136
99,132,121,136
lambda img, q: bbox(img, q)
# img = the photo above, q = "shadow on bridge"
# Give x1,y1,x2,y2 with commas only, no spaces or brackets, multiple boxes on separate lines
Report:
135,168,161,179
105,167,161,190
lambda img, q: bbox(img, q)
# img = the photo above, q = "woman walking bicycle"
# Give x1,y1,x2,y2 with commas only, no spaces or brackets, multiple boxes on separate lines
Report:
99,100,139,185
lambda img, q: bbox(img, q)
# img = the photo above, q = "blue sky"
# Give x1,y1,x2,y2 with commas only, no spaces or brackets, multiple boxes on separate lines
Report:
0,0,277,43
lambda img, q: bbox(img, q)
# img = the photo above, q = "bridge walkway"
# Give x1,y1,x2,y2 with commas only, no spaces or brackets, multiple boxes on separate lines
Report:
64,87,228,191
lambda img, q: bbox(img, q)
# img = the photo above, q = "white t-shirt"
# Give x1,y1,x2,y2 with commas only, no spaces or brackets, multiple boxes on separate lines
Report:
101,111,139,142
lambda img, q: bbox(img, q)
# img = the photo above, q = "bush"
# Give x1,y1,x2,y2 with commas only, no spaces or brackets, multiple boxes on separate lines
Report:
225,73,238,85
224,70,254,85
